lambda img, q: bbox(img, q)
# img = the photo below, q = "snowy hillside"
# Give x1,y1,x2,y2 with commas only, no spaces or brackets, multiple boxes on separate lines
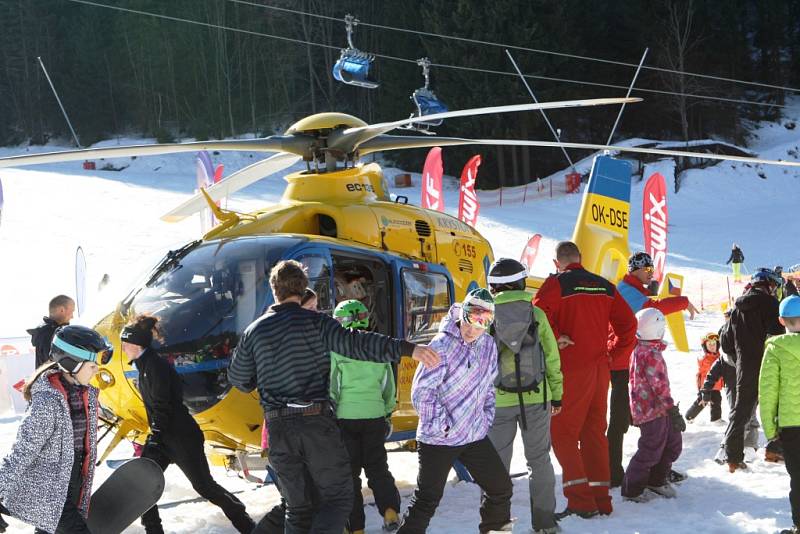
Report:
0,102,799,532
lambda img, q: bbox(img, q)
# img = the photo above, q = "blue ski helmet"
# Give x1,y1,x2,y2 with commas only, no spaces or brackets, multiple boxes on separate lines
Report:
751,268,781,286
779,295,800,318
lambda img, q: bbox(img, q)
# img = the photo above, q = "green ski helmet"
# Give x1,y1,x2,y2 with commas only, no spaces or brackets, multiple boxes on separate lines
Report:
334,299,370,329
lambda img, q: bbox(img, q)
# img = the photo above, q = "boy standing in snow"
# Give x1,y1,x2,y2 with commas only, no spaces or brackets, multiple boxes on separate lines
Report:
27,295,75,367
330,299,401,533
622,308,684,503
399,289,513,534
685,333,724,423
759,295,800,534
486,258,562,534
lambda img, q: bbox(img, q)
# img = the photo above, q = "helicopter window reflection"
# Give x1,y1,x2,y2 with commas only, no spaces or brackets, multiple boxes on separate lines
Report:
332,254,392,335
296,254,333,315
402,270,451,343
126,237,299,413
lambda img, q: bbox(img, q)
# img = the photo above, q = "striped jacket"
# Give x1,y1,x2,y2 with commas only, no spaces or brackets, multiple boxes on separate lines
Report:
229,302,415,411
412,304,498,446
0,369,98,533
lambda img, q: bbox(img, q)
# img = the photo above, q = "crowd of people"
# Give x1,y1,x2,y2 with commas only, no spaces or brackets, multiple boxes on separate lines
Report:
0,243,798,534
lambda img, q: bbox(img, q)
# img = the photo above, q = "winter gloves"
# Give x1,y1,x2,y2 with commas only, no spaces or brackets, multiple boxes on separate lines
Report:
385,416,394,440
668,405,687,432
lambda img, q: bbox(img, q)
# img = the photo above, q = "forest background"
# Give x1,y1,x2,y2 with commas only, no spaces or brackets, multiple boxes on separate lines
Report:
2,0,798,187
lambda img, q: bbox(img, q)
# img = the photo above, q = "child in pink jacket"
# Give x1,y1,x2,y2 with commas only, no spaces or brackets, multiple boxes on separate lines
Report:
622,308,685,502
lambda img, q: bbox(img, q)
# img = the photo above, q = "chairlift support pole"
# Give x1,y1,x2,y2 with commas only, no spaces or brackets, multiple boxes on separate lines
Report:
505,50,575,173
37,56,81,148
606,48,649,146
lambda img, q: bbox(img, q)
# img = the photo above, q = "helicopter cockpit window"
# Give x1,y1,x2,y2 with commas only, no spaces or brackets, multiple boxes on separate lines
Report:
402,270,451,343
126,237,299,414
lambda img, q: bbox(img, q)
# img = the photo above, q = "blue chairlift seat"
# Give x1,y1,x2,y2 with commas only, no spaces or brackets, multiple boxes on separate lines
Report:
333,49,380,89
405,87,449,132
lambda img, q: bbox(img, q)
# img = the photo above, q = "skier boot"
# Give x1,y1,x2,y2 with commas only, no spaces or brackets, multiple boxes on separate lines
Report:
623,488,659,503
779,526,799,534
727,461,748,473
647,483,677,498
668,469,687,483
765,449,785,463
383,508,401,532
554,508,599,521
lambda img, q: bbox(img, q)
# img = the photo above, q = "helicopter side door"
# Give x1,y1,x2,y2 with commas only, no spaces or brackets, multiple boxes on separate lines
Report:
392,262,454,429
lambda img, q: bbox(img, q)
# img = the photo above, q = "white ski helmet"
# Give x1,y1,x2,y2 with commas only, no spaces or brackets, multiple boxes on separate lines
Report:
635,308,665,340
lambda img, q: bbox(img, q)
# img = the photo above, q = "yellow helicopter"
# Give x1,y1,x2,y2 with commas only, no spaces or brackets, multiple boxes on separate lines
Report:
2,97,798,477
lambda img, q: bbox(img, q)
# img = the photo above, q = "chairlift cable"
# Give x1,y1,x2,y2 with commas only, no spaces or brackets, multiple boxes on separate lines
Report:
227,0,800,95
65,0,791,110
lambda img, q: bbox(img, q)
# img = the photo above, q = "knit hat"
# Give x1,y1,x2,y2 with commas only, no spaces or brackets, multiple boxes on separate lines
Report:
121,324,153,348
628,251,654,273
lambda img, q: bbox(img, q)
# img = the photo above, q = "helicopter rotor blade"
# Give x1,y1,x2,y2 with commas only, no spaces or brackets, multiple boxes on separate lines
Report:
473,139,800,168
161,152,301,223
359,135,800,168
0,137,304,169
329,97,642,154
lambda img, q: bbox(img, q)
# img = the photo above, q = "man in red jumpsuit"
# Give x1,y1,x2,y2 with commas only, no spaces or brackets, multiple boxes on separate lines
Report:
534,241,637,519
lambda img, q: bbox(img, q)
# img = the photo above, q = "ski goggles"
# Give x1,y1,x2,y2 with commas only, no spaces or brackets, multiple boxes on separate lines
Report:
643,266,654,273
703,333,720,343
52,336,114,365
335,310,369,324
463,308,494,329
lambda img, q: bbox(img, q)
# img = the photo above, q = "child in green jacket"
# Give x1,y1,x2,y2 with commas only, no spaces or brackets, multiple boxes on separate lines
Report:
759,295,800,534
330,299,401,534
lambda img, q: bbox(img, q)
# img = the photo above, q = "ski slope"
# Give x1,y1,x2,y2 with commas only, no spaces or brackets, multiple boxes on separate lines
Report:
0,105,799,532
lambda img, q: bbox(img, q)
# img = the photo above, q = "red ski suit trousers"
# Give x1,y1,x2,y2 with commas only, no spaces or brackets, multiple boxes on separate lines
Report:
551,360,612,513
534,264,637,515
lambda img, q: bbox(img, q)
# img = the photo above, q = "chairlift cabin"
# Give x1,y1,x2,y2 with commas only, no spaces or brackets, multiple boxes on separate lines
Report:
332,14,380,89
406,58,449,132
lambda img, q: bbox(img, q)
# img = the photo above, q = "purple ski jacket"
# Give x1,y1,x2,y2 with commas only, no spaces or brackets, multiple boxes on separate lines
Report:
629,339,675,426
412,304,498,446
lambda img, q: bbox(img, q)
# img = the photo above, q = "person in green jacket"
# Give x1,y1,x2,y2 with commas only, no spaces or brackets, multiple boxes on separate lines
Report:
486,259,564,534
330,299,401,534
760,295,800,534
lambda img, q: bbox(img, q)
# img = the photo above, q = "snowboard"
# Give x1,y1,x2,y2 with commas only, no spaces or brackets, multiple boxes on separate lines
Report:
87,457,165,534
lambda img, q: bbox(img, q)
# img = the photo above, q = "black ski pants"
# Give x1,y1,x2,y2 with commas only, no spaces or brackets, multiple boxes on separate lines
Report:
339,418,400,531
141,428,253,534
267,413,354,534
607,369,631,487
35,454,90,534
782,427,800,526
685,390,722,421
724,373,760,464
398,437,512,534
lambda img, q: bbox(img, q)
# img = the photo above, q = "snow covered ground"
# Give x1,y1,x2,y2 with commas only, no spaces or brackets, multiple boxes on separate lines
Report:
0,101,798,532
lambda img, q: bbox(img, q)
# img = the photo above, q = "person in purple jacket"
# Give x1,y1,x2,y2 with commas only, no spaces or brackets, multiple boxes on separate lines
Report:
398,289,513,534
